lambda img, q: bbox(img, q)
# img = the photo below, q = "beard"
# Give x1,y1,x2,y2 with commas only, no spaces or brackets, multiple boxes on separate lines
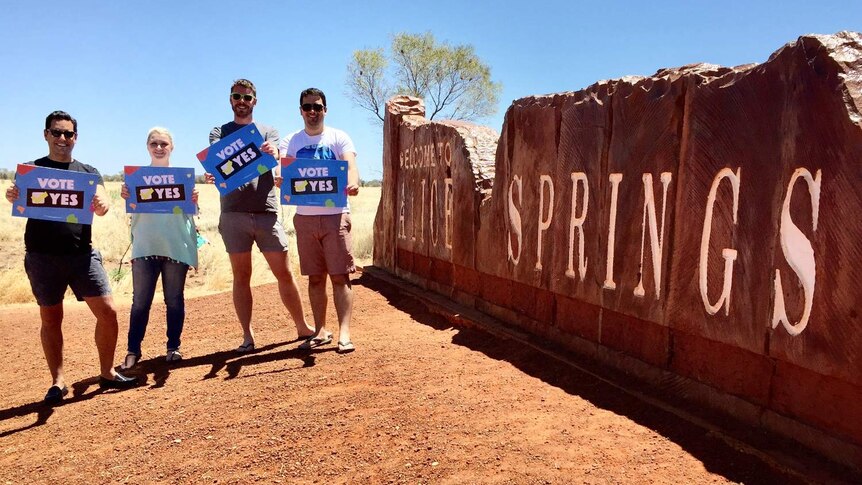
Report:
232,104,252,117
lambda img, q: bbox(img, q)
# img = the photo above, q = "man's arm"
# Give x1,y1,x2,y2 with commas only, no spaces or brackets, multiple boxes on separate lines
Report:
344,151,359,196
338,130,359,196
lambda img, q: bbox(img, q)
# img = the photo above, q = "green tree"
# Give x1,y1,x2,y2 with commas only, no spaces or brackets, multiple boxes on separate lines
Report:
346,32,502,124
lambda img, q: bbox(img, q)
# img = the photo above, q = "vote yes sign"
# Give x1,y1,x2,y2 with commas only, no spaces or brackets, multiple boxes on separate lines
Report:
196,123,278,195
11,164,99,224
280,157,348,207
124,165,196,214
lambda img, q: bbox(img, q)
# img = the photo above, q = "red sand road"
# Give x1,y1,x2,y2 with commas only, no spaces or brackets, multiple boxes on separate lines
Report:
0,271,849,484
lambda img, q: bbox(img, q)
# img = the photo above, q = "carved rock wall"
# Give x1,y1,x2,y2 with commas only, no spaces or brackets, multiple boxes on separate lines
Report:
372,32,862,469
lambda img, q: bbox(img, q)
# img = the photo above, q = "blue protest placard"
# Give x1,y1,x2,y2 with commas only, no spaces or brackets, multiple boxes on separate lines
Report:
124,165,196,214
11,164,98,224
280,157,348,208
196,123,277,195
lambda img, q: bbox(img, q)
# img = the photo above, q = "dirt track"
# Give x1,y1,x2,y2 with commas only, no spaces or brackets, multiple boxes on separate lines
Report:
0,271,842,484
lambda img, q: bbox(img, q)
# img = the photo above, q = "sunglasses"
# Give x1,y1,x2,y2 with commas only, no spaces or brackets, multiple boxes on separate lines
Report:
301,103,325,113
231,92,255,102
47,129,76,139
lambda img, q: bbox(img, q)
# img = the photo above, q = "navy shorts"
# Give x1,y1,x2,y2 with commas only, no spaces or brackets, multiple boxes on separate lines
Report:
24,249,113,306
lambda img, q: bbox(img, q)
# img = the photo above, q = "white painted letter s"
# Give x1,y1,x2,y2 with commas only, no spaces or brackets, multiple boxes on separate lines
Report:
771,168,821,336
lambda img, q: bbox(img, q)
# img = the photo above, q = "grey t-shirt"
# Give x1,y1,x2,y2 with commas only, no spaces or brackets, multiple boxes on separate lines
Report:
209,121,279,213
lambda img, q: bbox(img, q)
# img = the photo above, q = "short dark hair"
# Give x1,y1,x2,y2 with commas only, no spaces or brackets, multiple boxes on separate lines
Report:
300,87,326,107
231,78,257,97
45,111,77,132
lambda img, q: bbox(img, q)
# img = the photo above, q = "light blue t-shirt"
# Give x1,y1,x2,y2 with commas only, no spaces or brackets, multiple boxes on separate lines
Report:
130,213,198,268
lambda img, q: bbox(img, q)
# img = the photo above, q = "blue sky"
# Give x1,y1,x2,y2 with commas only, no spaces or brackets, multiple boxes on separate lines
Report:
1,1,858,181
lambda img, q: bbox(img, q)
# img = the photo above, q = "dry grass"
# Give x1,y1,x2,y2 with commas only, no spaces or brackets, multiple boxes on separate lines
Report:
0,180,30,304
0,180,381,306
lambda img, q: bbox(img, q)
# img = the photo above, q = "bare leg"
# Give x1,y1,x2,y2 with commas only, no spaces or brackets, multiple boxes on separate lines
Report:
263,251,314,338
85,294,121,379
228,252,254,345
39,303,65,388
330,274,353,345
307,274,329,337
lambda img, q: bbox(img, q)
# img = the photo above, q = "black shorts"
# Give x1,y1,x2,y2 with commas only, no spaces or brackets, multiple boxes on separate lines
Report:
24,249,112,306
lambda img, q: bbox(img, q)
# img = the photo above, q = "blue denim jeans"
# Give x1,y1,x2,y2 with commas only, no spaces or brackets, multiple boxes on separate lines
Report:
128,257,189,354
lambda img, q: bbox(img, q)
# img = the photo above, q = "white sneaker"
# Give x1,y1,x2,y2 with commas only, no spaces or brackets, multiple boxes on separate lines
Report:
166,350,183,362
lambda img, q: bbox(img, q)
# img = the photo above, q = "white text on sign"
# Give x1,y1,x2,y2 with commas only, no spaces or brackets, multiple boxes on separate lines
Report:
216,140,261,179
27,189,83,208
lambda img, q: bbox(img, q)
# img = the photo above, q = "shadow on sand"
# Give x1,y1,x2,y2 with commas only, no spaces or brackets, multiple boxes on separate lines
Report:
0,337,324,437
353,270,861,485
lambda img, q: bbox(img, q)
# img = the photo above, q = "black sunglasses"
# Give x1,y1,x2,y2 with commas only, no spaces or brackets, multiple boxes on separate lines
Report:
47,129,76,139
301,103,325,113
231,92,255,102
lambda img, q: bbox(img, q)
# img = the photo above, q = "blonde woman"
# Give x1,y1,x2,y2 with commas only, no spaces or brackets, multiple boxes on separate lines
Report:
120,127,198,368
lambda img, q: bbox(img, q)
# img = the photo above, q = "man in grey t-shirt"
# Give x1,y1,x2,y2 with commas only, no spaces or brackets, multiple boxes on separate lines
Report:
205,79,313,352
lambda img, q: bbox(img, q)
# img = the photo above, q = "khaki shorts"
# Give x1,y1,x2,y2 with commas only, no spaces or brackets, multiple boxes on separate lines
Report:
293,213,355,276
218,212,288,253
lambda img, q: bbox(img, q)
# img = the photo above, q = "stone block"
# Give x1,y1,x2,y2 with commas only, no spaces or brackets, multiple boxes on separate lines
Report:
453,264,481,297
479,272,513,310
600,308,669,367
429,257,454,287
670,331,773,405
771,361,862,446
396,247,413,273
510,282,554,323
555,294,601,342
412,253,431,280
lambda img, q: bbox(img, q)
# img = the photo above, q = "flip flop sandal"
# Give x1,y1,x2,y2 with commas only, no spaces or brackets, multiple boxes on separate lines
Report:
299,333,333,349
337,341,355,354
235,342,255,354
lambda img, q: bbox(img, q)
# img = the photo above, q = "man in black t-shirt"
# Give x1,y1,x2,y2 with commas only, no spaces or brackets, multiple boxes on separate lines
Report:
4,111,138,405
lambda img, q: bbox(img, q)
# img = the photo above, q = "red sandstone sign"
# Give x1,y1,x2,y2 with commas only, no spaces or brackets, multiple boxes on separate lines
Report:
373,32,862,468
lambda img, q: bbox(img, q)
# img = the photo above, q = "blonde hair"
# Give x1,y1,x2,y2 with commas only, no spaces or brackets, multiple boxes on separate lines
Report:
147,126,173,144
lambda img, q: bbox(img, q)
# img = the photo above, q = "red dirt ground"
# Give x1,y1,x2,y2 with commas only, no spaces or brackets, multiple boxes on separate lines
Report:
0,270,852,484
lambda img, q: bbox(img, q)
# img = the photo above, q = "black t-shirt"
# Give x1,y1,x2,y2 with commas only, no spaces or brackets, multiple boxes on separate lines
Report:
22,157,104,254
